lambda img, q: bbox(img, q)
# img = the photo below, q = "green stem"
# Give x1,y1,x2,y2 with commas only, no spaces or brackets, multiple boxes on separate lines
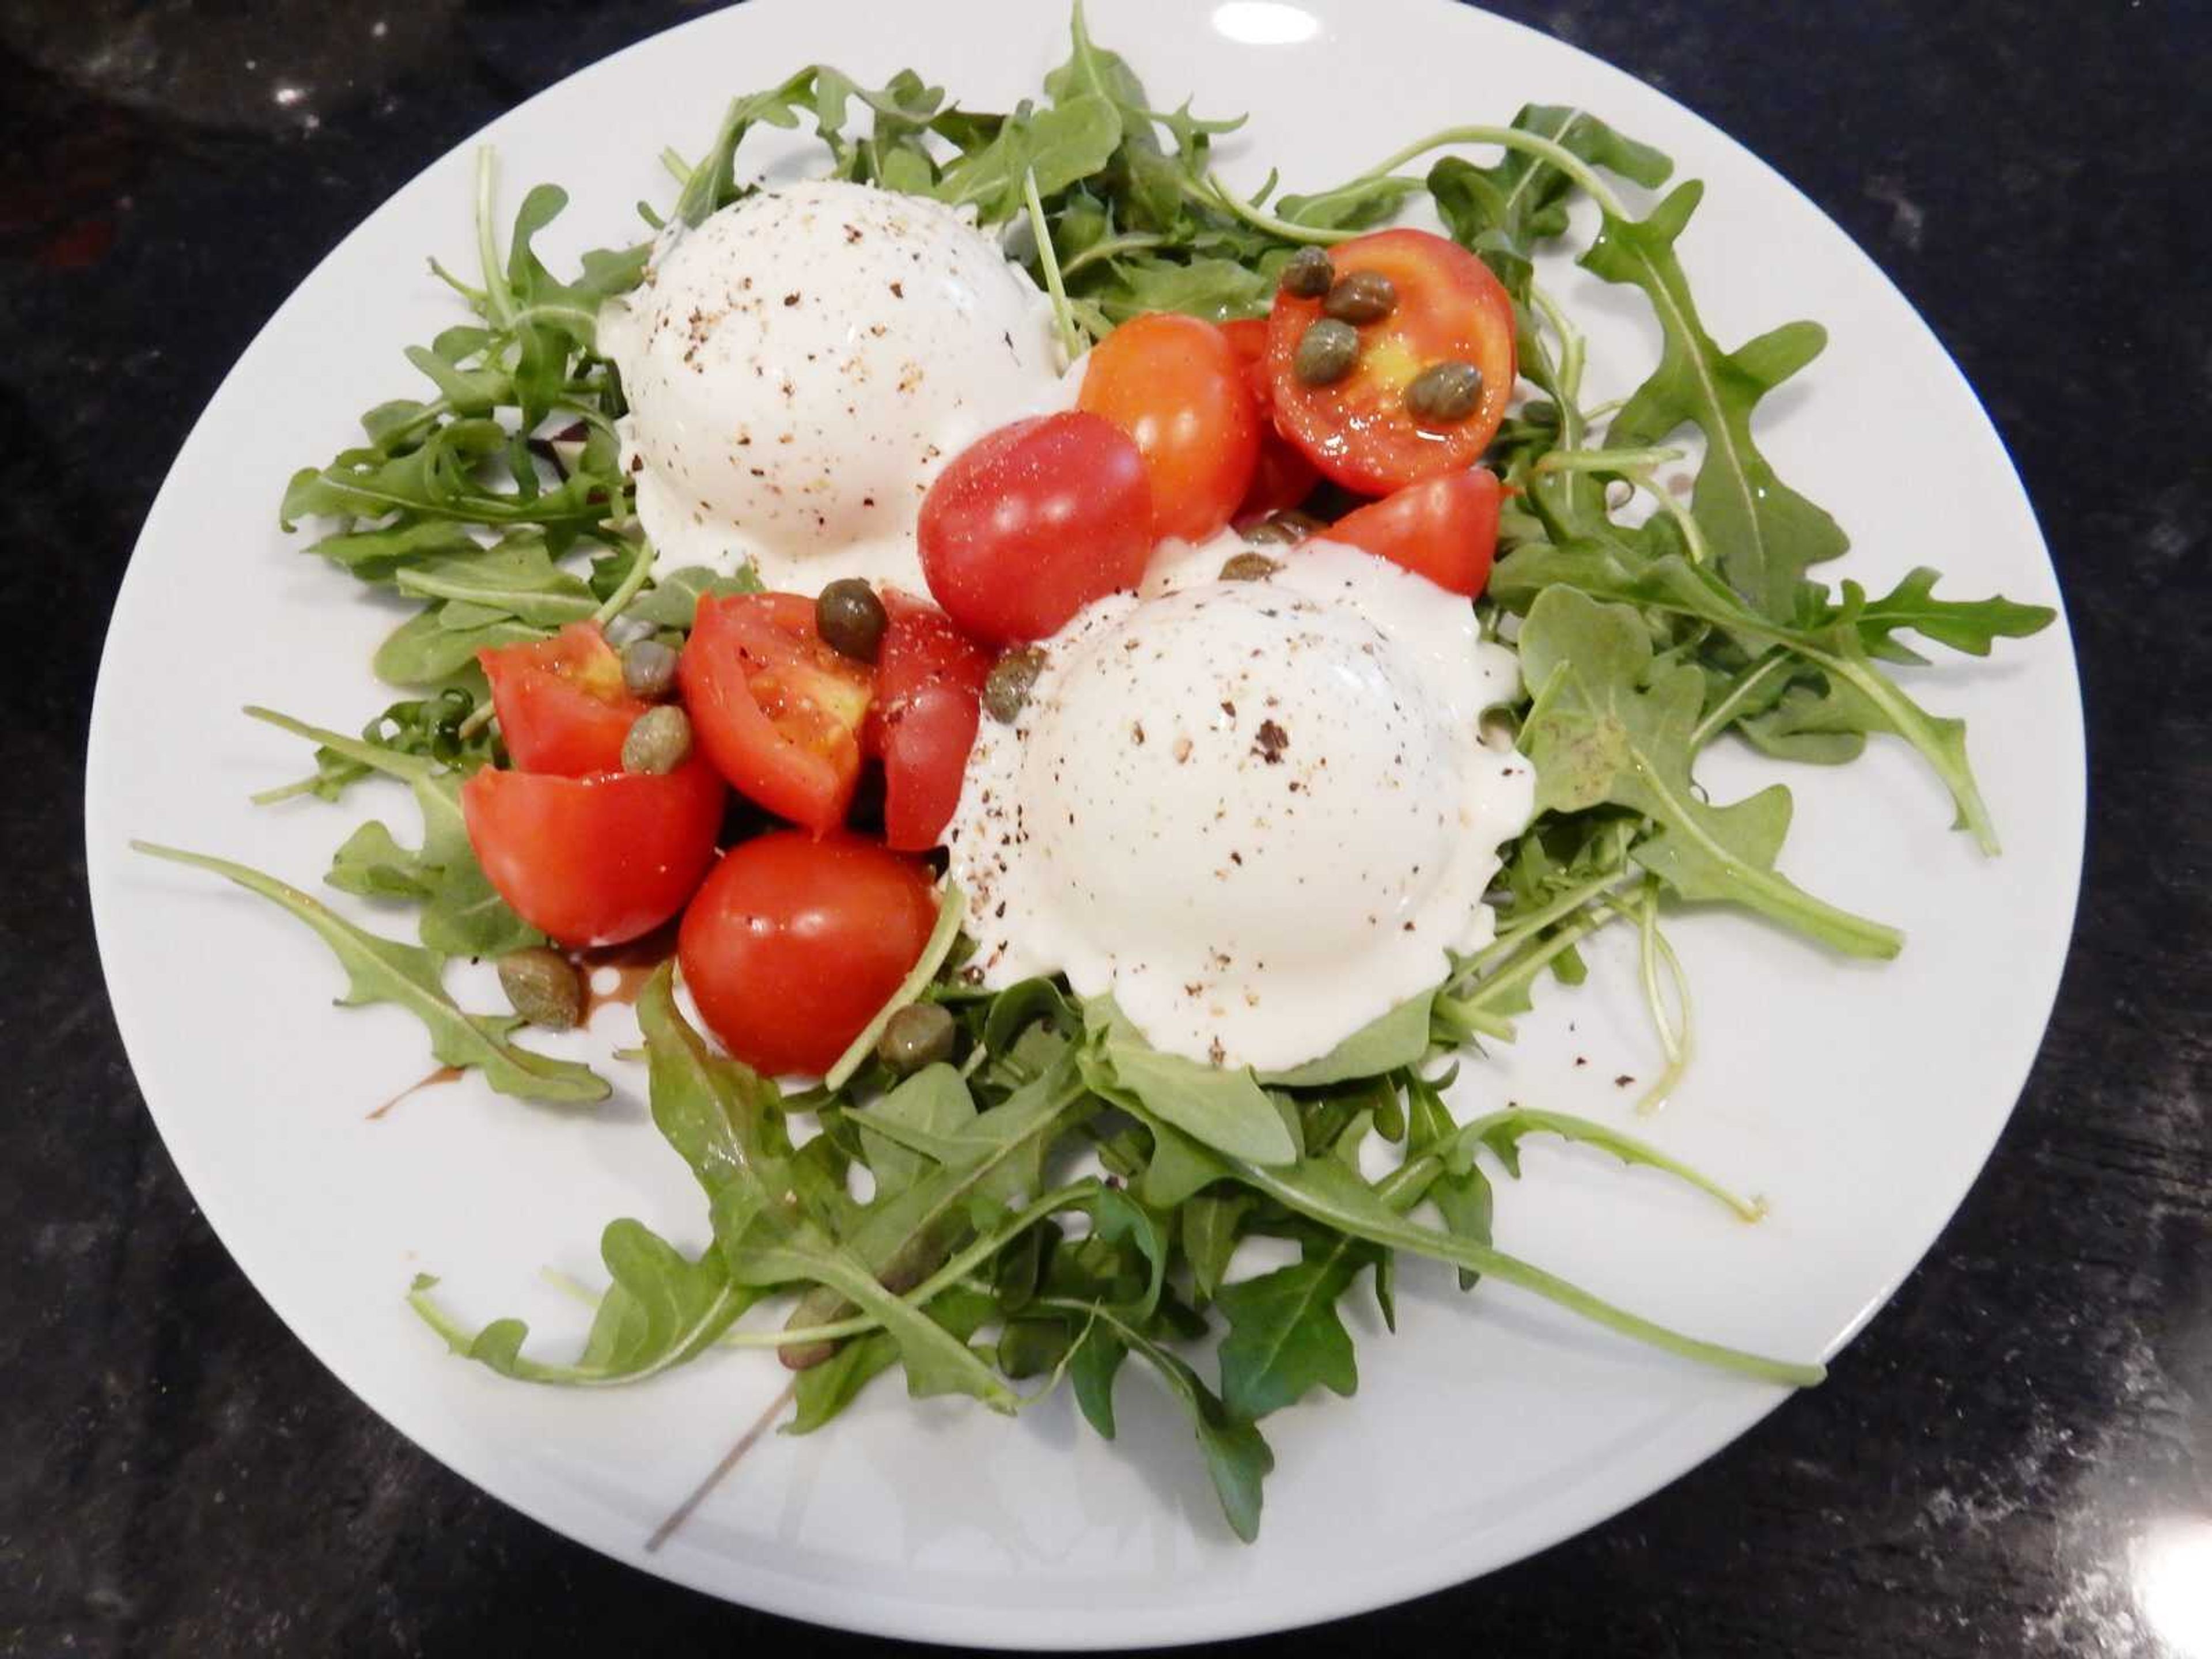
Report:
1023,168,1084,361
1342,122,1633,220
1690,651,1791,754
474,147,517,331
590,539,656,627
1188,173,1353,245
1058,232,1168,279
820,885,968,1090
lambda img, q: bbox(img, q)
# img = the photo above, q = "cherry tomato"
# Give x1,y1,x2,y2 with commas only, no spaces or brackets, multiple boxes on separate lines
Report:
865,590,991,852
917,411,1153,644
679,593,873,835
1221,316,1322,518
461,759,724,948
478,622,649,777
1077,312,1259,543
1326,468,1502,597
678,831,939,1077
1266,228,1516,495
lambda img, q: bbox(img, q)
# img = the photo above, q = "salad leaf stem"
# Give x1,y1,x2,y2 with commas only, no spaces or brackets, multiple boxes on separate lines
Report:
820,885,968,1091
1344,123,1634,221
473,147,518,330
1023,166,1085,361
589,537,656,627
1191,172,1352,245
1690,652,1791,755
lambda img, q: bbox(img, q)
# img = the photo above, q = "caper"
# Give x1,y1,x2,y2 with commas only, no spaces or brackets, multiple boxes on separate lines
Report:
621,704,693,774
1241,509,1325,548
1404,358,1486,424
1219,551,1282,582
876,1002,956,1072
816,577,889,663
983,646,1047,724
1323,270,1397,324
620,637,679,699
1293,319,1360,387
1278,245,1334,298
498,946,584,1031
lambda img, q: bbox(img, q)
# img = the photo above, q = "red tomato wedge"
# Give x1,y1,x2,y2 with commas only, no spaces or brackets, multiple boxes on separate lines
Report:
866,591,991,852
678,831,940,1077
1327,468,1502,597
918,411,1153,644
1077,312,1259,543
679,593,873,835
478,622,649,777
461,759,724,948
1265,228,1516,495
1222,316,1321,518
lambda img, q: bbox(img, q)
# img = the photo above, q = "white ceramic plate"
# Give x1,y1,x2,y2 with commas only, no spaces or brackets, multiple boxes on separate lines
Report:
85,0,2083,1646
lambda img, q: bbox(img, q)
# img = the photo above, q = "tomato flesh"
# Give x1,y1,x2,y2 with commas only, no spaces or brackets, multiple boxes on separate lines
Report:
1221,315,1320,518
461,759,724,948
918,411,1153,644
479,622,649,777
1077,312,1259,543
866,591,991,851
678,831,940,1077
680,593,873,835
1325,468,1502,597
1266,228,1516,495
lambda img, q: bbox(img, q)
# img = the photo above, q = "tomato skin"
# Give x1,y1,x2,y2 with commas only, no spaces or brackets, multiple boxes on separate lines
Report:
461,760,724,948
679,593,874,835
865,591,991,851
917,412,1153,644
479,623,649,777
1077,313,1259,543
1265,228,1516,495
1326,468,1502,597
1221,316,1321,518
678,831,939,1077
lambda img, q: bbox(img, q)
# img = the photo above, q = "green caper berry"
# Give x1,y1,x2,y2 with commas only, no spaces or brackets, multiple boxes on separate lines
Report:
1293,319,1360,387
1404,358,1486,424
815,577,889,663
498,947,584,1032
621,704,693,775
1322,270,1397,324
1278,245,1335,298
983,646,1047,725
1219,551,1282,582
620,637,679,699
876,1002,956,1072
1242,509,1325,548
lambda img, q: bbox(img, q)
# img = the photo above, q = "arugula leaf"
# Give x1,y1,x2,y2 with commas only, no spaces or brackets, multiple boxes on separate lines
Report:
625,563,765,630
937,96,1123,221
132,843,604,1103
786,1285,996,1435
1180,1192,1254,1302
1258,992,1433,1088
1084,997,1299,1166
1582,182,1847,621
1516,587,1903,957
1213,1240,1362,1420
298,517,480,584
1428,104,1671,298
392,535,600,627
408,1219,748,1385
372,605,546,687
1828,566,2055,660
247,706,537,957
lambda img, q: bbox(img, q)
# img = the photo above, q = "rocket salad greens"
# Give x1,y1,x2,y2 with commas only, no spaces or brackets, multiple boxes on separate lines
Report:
136,5,2052,1540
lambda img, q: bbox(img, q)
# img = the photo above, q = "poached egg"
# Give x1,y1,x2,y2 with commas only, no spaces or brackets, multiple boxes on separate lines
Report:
945,537,1535,1072
599,180,1065,593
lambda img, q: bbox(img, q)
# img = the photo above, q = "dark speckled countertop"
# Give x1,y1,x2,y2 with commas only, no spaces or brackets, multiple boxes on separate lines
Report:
5,2,2208,1654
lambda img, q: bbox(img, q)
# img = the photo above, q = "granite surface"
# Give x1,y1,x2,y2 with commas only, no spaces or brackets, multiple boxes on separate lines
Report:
3,1,2208,1654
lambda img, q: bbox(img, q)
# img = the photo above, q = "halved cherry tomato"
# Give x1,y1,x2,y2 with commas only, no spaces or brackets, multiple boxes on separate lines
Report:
918,411,1153,644
1077,313,1259,543
1327,468,1502,597
478,622,649,777
679,593,873,835
461,759,724,948
865,590,991,852
1266,228,1516,495
1222,319,1323,520
678,830,939,1077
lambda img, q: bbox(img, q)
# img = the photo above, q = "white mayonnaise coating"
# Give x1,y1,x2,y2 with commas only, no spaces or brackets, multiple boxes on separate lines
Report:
599,180,1065,593
946,536,1535,1071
